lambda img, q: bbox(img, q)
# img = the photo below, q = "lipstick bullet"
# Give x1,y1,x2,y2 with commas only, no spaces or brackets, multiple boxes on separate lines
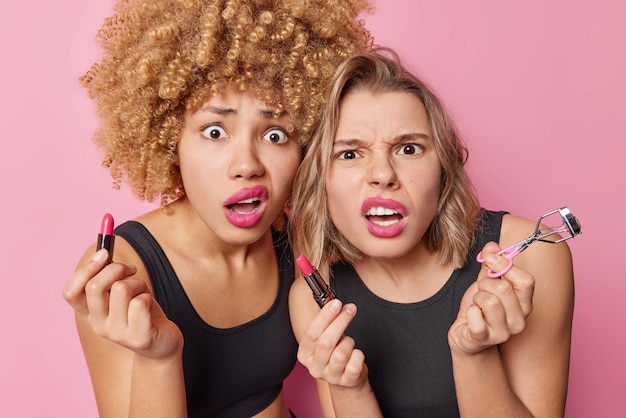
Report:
97,213,115,265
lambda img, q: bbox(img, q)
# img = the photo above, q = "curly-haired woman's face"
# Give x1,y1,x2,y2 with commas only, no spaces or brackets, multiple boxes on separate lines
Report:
178,89,301,245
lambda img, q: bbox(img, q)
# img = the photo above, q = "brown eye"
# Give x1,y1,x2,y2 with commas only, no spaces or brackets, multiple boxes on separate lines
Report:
338,150,360,160
263,128,288,144
397,144,423,155
201,125,227,140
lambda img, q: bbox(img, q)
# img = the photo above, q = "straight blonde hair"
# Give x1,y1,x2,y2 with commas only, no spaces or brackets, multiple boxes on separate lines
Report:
290,47,481,277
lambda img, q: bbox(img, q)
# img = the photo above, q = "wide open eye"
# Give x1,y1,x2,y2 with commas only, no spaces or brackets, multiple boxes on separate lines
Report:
201,124,227,140
263,128,289,144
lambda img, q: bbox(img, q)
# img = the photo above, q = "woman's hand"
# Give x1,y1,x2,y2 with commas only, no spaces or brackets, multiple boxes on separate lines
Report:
297,299,369,388
63,248,183,359
448,241,535,355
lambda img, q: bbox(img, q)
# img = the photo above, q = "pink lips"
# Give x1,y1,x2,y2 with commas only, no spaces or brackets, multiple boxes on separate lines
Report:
224,185,268,228
361,196,408,238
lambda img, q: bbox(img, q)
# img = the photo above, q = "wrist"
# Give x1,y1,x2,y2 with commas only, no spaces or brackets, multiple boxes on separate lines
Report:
448,338,499,365
330,374,374,395
133,348,184,377
447,326,494,357
329,377,383,418
136,324,184,360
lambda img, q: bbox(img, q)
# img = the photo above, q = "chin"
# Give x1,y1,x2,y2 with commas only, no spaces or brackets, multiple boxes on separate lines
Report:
360,245,414,261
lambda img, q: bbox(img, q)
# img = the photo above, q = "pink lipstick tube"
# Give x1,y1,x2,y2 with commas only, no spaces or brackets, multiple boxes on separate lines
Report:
97,213,115,265
296,254,336,308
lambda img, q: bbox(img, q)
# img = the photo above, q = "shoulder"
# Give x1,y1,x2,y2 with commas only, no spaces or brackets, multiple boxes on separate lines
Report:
499,213,537,246
76,227,144,270
290,274,314,302
500,212,574,278
289,275,322,342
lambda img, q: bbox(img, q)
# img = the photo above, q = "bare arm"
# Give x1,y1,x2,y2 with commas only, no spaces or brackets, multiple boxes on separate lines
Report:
289,276,383,417
449,214,574,417
63,239,187,418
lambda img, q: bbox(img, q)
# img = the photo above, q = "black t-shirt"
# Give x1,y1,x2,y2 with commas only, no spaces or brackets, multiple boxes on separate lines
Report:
329,210,506,418
116,222,297,418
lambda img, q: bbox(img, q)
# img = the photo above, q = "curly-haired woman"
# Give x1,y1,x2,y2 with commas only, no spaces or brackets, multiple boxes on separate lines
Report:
62,1,372,417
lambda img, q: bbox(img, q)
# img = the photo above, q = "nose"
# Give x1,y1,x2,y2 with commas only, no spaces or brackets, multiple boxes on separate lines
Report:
228,139,265,179
367,153,398,189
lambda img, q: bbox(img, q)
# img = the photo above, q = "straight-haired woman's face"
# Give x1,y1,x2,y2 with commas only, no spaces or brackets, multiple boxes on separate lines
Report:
326,89,441,260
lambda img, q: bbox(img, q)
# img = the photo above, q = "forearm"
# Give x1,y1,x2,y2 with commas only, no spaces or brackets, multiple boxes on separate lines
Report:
327,380,383,418
451,345,532,418
128,353,187,418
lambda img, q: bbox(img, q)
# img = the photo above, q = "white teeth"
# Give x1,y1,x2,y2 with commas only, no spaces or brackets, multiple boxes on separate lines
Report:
366,206,398,216
237,197,259,204
371,219,399,226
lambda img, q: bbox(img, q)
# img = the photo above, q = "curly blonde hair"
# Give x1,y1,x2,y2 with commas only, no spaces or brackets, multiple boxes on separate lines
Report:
290,47,481,276
81,0,373,205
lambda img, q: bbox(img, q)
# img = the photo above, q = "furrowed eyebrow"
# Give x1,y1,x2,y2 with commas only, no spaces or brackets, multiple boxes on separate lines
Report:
197,105,235,116
195,106,283,119
393,133,431,143
333,138,366,147
260,109,285,119
260,109,274,118
333,134,430,147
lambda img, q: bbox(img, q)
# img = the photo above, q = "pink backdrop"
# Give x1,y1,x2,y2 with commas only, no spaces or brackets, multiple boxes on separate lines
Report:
2,0,624,416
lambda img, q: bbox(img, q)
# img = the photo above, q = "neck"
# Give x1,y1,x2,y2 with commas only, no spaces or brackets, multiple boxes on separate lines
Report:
352,245,454,303
140,196,274,266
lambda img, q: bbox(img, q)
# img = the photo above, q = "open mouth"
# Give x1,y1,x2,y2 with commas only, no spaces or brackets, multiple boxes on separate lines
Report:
226,197,262,214
365,206,403,226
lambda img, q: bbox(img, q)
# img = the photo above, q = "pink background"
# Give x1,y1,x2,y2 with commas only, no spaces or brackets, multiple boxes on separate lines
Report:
2,0,624,416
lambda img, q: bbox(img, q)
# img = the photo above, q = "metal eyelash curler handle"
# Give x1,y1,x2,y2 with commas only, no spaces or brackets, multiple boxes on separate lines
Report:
476,206,582,278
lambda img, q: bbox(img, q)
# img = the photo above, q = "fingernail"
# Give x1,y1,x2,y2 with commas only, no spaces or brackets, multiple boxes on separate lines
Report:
344,304,357,316
92,249,107,262
328,299,341,313
485,254,498,264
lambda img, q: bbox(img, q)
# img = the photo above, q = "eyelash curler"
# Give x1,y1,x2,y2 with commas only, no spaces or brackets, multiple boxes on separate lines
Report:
477,206,582,278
